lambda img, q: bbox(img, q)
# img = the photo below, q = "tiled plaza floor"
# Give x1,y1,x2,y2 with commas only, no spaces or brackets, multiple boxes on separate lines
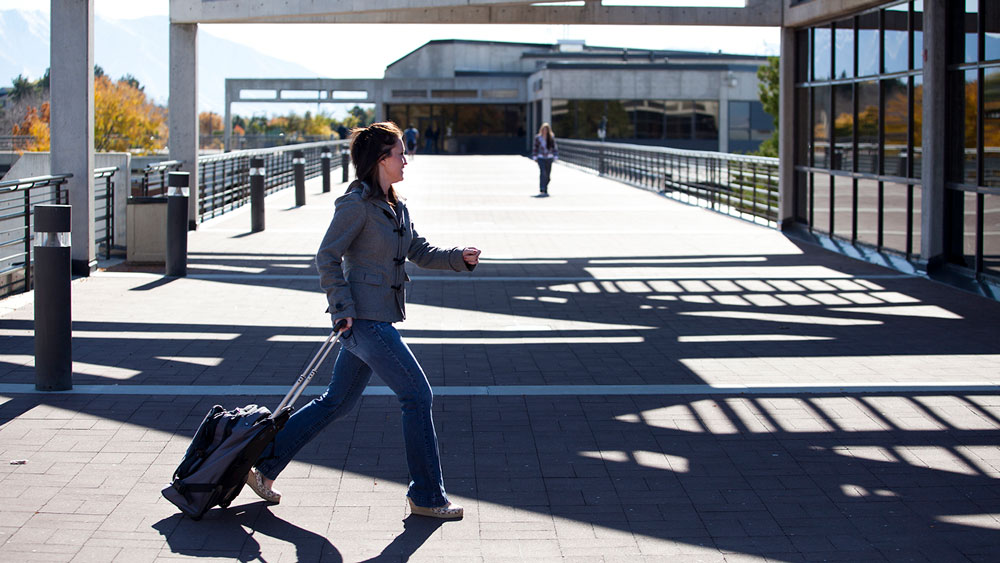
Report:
1,155,999,561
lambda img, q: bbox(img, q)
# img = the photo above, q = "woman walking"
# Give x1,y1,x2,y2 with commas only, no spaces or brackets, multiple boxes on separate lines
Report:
532,122,558,196
247,122,480,519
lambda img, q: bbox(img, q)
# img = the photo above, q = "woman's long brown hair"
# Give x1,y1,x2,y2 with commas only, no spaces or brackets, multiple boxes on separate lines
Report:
349,121,402,203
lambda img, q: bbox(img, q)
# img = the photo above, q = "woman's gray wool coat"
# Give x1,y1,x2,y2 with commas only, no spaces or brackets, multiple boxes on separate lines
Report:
316,181,473,323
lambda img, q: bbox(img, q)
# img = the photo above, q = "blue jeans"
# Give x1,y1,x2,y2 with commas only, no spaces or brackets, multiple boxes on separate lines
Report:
537,157,553,193
255,319,449,507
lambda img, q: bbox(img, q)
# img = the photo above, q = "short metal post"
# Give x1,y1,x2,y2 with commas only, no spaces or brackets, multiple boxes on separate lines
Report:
166,172,189,277
321,150,332,193
293,150,306,206
34,204,73,391
341,149,350,183
250,157,266,232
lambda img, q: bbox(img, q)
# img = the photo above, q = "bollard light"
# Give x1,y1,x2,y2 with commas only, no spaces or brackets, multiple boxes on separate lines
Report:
341,149,350,183
320,150,332,193
34,204,73,391
166,171,189,277
250,157,266,232
293,150,306,206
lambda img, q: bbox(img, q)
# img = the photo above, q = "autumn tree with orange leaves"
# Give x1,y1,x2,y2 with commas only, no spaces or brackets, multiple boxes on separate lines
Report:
8,70,166,154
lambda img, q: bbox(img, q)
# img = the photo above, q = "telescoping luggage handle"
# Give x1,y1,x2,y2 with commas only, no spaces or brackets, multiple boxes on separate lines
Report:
272,321,348,418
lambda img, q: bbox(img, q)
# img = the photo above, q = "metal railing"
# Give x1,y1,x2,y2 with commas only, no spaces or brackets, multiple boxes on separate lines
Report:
134,159,183,197
94,166,118,259
558,139,780,226
197,140,348,221
0,173,71,297
0,167,119,298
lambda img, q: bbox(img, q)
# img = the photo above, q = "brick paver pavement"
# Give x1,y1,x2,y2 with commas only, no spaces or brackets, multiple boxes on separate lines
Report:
1,155,999,561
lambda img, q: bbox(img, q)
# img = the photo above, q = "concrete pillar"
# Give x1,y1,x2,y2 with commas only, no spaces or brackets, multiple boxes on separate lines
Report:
542,97,552,127
50,0,95,276
778,25,796,228
169,23,199,228
921,0,946,265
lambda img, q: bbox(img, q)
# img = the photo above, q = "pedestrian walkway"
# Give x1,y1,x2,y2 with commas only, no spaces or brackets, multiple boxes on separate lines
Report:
1,155,999,561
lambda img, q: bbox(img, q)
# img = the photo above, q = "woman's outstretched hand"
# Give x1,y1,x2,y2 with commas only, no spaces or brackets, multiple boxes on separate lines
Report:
462,247,481,266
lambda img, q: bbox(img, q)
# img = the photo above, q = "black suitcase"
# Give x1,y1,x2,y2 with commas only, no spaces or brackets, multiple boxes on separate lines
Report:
162,329,343,520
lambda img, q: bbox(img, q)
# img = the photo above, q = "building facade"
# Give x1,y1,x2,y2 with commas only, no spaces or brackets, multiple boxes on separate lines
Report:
785,0,998,289
225,40,773,156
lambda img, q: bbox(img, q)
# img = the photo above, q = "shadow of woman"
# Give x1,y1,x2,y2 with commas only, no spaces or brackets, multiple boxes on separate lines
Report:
359,516,444,562
153,501,343,562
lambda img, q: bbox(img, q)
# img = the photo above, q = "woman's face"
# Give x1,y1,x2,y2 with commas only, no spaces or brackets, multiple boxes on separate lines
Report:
378,138,407,192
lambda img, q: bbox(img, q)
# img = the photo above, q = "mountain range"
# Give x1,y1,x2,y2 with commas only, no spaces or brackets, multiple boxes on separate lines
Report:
0,9,324,115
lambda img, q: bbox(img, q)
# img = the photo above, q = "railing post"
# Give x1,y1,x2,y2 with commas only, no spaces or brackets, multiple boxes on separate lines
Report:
250,157,266,233
166,172,189,277
33,204,73,391
293,150,306,206
341,148,350,183
321,149,332,193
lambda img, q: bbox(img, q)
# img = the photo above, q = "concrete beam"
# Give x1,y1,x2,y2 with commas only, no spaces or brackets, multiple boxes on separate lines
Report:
169,23,199,227
783,0,886,28
170,0,782,26
50,0,95,275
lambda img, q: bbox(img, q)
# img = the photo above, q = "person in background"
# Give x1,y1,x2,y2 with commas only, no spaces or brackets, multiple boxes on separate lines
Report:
246,121,481,519
403,124,419,159
532,122,558,197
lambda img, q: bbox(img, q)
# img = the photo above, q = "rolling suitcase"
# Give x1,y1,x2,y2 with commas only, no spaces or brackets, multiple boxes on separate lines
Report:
162,328,344,520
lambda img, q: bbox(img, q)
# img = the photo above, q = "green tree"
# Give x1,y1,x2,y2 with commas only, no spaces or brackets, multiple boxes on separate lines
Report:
755,56,779,157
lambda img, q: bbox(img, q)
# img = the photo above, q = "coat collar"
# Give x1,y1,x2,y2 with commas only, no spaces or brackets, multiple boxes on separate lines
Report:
350,180,399,221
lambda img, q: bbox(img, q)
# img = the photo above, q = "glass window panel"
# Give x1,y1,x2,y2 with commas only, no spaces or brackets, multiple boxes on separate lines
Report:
987,1,1000,61
665,101,693,139
796,29,810,83
856,178,881,247
833,83,854,171
551,99,573,139
600,100,632,139
985,194,1000,275
884,78,909,176
455,104,481,135
912,75,923,180
858,81,879,174
408,104,431,132
729,101,749,141
632,100,664,139
813,27,832,81
750,102,773,141
813,86,831,168
835,20,855,79
965,0,979,64
883,182,913,254
964,69,979,185
858,12,880,76
962,191,978,266
911,185,922,257
388,105,408,130
479,105,504,135
695,101,719,140
986,68,1000,187
913,1,923,70
833,177,856,237
797,87,811,167
813,174,832,234
729,101,750,130
884,4,909,74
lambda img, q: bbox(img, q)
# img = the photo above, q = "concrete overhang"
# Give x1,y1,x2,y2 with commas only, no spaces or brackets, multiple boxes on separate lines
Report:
170,0,783,26
783,0,888,28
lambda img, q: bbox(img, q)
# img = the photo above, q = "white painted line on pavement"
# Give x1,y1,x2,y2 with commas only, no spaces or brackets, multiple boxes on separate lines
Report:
1,383,998,396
